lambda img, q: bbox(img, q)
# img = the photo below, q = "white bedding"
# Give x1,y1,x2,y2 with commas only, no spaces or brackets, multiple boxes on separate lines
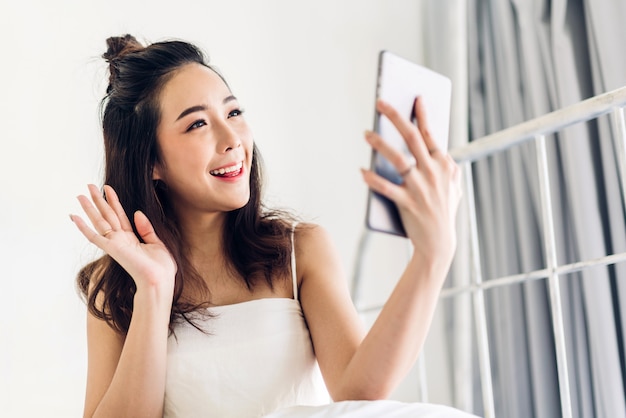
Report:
265,400,480,417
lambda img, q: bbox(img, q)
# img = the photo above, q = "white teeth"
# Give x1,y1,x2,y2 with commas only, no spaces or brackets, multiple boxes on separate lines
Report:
210,161,243,176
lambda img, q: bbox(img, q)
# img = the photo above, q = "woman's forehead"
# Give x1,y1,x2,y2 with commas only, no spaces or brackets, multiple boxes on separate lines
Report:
160,63,232,116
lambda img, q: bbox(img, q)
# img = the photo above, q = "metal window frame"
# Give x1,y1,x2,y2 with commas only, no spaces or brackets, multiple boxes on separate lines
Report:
351,85,626,418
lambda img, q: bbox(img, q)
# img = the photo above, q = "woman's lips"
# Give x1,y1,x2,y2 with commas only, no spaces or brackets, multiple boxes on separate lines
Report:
209,161,243,177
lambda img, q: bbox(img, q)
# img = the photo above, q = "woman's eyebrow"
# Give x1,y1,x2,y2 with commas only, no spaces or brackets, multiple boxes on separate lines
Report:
175,96,238,122
176,105,207,121
223,95,237,104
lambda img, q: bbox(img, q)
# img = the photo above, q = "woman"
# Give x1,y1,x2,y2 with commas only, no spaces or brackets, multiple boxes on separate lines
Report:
71,35,473,417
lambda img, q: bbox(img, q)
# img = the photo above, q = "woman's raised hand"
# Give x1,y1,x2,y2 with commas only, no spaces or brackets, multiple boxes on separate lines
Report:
361,97,462,272
70,184,177,293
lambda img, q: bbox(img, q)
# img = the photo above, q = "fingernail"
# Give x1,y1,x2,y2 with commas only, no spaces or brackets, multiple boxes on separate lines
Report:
69,214,75,222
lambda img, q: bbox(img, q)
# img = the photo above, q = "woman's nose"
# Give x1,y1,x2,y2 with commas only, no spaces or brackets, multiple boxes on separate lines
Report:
215,121,241,153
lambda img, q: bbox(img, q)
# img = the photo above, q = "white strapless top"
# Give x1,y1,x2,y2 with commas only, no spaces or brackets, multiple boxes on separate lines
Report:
163,298,330,417
163,226,330,417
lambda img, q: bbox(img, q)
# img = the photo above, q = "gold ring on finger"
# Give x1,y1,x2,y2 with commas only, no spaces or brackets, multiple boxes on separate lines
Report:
102,229,113,237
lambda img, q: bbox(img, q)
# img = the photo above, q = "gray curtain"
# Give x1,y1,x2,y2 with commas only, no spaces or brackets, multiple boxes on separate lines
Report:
465,0,626,417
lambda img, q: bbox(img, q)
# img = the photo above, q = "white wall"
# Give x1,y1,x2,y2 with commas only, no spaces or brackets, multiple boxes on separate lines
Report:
0,0,428,416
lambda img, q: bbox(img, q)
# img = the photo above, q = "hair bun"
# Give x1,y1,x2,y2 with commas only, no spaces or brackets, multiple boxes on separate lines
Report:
103,35,144,93
103,34,143,62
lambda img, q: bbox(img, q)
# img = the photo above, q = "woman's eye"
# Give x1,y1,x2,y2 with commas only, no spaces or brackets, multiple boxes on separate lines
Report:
187,120,206,131
228,108,245,118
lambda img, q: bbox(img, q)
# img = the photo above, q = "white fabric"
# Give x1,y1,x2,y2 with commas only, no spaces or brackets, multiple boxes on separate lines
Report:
266,400,480,418
164,298,330,417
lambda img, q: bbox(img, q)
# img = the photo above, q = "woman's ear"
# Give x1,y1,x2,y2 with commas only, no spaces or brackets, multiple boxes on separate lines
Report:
152,163,162,180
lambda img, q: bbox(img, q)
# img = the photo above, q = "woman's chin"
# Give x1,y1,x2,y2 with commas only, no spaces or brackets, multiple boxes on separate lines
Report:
224,194,251,212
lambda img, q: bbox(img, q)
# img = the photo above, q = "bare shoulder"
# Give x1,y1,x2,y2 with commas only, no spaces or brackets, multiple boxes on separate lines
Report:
293,223,340,275
293,222,347,295
293,222,333,246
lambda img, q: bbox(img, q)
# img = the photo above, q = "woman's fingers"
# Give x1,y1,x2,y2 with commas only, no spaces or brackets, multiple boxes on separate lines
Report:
69,213,108,246
76,193,116,237
364,130,414,176
103,185,133,232
75,184,131,241
413,96,439,155
134,210,161,245
361,168,409,205
87,184,122,232
376,99,431,167
73,185,163,247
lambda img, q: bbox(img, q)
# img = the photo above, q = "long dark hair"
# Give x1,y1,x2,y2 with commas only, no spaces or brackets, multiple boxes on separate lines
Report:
77,35,296,335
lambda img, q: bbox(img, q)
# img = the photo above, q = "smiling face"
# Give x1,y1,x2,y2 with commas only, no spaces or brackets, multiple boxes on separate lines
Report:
153,63,254,219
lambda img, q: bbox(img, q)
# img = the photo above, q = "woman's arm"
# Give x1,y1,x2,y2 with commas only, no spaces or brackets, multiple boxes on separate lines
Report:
72,185,176,417
299,226,448,400
83,286,172,418
299,97,462,400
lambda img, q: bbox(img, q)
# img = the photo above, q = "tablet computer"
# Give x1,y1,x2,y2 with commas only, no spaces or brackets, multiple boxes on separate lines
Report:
365,50,452,237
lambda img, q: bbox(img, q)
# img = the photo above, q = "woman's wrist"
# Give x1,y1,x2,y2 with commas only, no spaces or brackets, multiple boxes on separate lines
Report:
134,279,175,312
407,250,453,288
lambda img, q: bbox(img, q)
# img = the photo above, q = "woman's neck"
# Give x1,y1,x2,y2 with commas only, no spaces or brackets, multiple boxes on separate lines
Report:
177,209,227,263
